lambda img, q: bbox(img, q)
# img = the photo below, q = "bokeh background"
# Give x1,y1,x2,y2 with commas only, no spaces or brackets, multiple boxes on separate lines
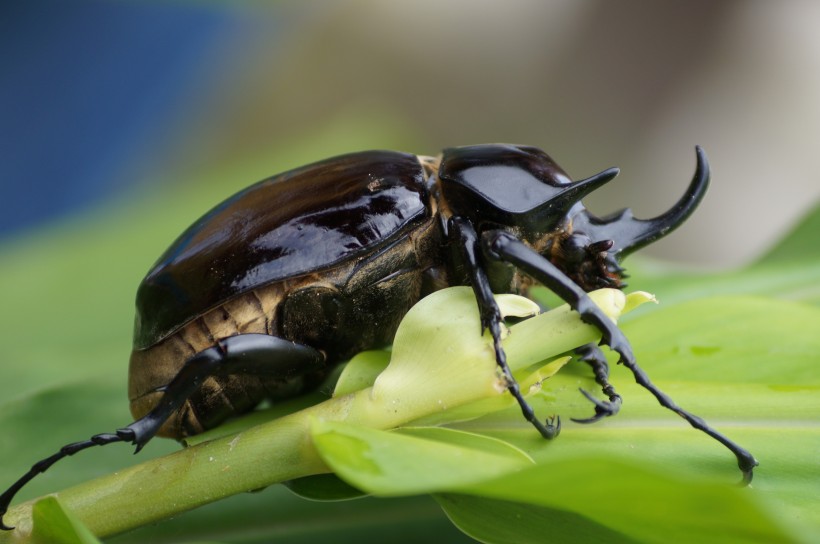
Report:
1,1,819,541
3,0,819,266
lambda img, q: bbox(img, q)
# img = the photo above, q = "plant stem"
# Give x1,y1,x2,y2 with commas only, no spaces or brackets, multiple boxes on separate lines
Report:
1,288,648,540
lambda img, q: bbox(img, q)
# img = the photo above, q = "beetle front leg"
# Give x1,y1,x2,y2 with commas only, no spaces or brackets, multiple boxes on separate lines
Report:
483,230,758,482
571,343,622,424
450,217,560,439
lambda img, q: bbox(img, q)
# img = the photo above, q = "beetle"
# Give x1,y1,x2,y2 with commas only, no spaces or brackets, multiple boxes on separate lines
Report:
0,144,758,529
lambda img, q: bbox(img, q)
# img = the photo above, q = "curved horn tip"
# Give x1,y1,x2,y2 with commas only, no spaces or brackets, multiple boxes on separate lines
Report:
694,145,710,180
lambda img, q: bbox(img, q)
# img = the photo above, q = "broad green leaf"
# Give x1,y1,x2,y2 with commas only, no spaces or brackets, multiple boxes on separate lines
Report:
311,423,802,542
622,296,820,385
311,422,533,495
755,203,820,264
30,497,100,544
459,458,800,544
109,488,474,544
436,494,640,544
613,205,820,309
333,350,391,397
282,473,367,502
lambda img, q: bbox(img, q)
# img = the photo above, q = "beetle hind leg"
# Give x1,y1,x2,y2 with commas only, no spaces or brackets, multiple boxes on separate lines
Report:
0,334,324,530
127,333,325,450
0,432,128,530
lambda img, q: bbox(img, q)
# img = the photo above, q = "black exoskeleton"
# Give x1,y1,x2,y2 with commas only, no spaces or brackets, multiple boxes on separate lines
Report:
0,144,758,530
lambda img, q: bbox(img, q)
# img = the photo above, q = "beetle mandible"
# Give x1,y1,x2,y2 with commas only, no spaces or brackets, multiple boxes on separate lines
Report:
0,144,758,528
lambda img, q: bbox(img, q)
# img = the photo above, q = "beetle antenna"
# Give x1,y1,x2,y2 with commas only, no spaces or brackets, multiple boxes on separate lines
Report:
0,428,136,530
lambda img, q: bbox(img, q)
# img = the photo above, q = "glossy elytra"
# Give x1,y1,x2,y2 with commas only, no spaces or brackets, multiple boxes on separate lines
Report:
0,144,758,529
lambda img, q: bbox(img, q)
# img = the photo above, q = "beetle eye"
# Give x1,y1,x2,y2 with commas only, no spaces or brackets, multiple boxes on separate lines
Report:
563,234,591,263
561,235,614,265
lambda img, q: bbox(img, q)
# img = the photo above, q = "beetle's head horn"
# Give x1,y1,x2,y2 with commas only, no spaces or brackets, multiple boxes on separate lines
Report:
570,146,710,261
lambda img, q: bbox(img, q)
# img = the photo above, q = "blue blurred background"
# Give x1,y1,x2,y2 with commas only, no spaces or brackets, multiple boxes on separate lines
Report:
2,0,819,266
0,0,244,236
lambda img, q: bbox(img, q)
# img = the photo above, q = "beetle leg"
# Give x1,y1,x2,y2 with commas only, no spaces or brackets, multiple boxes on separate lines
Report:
571,343,622,424
0,433,125,530
450,217,560,440
483,230,758,483
0,334,324,530
127,334,325,450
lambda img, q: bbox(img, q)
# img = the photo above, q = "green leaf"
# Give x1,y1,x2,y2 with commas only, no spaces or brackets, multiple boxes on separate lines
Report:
311,422,533,495
311,421,803,543
282,474,367,502
623,295,820,385
459,458,799,544
436,494,640,544
30,497,100,544
755,203,820,264
333,350,391,397
110,488,475,544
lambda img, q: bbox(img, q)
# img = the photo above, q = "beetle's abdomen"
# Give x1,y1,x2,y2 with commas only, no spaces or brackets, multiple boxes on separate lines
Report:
128,216,445,439
128,284,299,438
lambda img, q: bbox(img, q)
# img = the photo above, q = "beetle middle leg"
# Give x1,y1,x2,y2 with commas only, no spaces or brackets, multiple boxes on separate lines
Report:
483,230,759,482
0,334,324,529
571,343,623,424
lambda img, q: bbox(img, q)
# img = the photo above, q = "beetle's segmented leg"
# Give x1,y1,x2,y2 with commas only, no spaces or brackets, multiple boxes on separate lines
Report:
618,357,759,484
0,334,325,530
0,432,129,530
571,343,622,424
487,315,561,439
130,333,326,450
450,217,560,439
126,344,227,450
484,230,758,483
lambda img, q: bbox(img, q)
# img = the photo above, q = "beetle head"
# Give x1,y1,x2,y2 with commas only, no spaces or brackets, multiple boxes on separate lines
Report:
438,144,709,291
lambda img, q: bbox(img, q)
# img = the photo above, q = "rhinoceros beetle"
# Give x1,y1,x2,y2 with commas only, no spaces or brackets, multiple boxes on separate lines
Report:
0,144,758,529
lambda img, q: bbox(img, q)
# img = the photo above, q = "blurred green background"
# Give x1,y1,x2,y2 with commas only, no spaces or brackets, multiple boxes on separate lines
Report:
1,1,818,542
3,1,819,264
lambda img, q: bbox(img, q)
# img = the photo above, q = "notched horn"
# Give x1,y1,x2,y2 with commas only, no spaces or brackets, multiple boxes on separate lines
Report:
572,146,710,258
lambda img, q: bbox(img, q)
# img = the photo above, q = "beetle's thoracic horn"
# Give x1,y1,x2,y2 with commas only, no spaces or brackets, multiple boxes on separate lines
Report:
519,167,619,236
571,146,710,259
567,166,621,197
